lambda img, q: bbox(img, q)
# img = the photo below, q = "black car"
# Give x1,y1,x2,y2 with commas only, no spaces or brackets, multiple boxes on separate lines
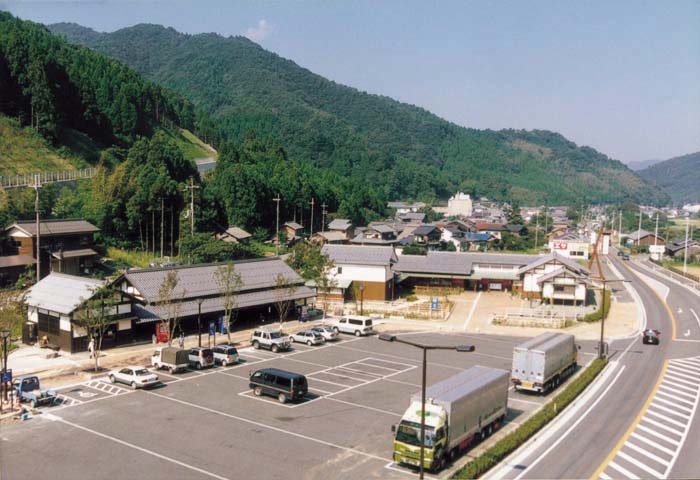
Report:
617,251,624,257
249,368,308,404
642,329,661,345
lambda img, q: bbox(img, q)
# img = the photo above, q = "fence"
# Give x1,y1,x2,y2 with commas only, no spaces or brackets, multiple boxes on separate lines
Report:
0,168,97,189
492,308,584,329
647,259,700,294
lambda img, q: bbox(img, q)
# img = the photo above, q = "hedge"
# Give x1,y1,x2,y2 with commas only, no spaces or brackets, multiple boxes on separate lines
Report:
581,289,611,323
452,357,608,479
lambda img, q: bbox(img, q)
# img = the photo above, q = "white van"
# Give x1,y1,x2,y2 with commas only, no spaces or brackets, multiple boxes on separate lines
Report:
331,316,375,336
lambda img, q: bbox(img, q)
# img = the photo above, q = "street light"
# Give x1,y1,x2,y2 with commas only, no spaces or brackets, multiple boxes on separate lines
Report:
379,333,475,479
197,298,204,348
1,329,11,402
359,284,365,316
596,278,630,359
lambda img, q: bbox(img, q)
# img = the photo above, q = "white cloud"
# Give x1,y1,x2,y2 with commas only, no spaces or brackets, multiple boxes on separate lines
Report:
244,18,273,42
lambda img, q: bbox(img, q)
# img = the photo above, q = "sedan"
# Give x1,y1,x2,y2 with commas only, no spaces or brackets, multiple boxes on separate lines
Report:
311,325,339,341
109,366,159,389
642,329,661,345
290,330,326,346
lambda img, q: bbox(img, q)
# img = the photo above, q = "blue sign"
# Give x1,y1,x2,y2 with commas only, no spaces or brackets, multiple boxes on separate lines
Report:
219,316,227,334
1,369,11,383
209,321,216,336
431,297,439,310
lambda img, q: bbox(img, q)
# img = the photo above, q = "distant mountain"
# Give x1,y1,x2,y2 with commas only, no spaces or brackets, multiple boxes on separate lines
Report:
49,22,670,206
627,159,662,171
639,152,700,204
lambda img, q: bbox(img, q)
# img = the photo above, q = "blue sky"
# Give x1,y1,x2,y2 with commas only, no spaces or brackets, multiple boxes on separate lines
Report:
3,0,699,164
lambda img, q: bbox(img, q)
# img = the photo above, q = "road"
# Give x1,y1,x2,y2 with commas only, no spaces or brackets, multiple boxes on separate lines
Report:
490,254,700,480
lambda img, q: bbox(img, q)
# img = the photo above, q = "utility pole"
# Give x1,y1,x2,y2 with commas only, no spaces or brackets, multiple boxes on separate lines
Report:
534,210,539,250
684,215,690,274
309,198,315,238
618,209,623,248
31,174,42,281
321,203,328,233
654,212,659,248
637,207,643,246
160,196,165,260
186,177,199,236
274,196,281,255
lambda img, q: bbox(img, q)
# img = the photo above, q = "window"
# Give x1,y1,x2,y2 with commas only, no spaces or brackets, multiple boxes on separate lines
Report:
349,319,361,326
38,313,60,335
120,368,131,374
275,377,291,388
337,267,343,274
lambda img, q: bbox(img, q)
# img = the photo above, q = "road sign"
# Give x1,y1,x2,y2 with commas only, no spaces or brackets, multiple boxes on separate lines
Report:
431,297,439,309
209,321,216,336
1,369,11,383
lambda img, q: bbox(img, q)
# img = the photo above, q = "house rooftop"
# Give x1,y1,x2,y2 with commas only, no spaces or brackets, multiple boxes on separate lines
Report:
7,219,99,236
328,219,352,231
322,244,397,266
284,221,303,230
25,272,105,315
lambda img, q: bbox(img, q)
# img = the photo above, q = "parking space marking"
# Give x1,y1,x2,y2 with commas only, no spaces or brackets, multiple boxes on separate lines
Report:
146,390,392,462
598,356,700,480
45,413,230,480
334,343,468,371
55,394,83,407
508,397,542,407
86,380,130,395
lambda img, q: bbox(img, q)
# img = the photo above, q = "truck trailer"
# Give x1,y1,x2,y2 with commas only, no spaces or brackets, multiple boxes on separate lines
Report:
391,365,509,472
511,332,577,393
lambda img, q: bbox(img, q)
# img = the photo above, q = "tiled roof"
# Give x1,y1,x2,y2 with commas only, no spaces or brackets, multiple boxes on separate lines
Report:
25,272,105,314
0,254,36,268
328,219,352,231
369,223,396,234
395,252,472,275
284,221,303,230
8,219,99,236
413,225,438,236
224,226,252,240
322,244,397,266
517,252,589,275
123,257,304,303
317,231,347,242
536,266,591,284
51,248,98,259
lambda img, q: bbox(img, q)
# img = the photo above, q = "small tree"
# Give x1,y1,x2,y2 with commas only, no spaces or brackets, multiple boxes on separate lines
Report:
273,273,297,330
74,286,119,372
157,271,185,346
317,272,338,321
215,262,243,343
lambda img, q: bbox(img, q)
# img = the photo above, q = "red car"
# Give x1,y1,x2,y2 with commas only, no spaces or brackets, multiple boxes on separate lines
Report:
642,329,661,345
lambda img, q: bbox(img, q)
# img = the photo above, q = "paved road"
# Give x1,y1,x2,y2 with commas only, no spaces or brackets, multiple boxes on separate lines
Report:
490,253,698,480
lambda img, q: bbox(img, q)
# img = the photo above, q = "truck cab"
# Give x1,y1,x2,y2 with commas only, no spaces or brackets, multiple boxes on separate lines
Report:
392,401,448,471
13,375,57,408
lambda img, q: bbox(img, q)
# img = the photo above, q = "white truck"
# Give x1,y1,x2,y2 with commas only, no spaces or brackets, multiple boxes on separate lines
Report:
391,366,509,472
511,332,578,393
151,346,190,374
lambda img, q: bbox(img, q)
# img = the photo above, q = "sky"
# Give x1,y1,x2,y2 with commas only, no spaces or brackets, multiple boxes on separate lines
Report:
3,0,699,164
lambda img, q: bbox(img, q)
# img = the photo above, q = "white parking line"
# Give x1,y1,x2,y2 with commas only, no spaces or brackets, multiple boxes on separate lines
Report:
327,397,403,417
47,414,230,480
147,391,391,462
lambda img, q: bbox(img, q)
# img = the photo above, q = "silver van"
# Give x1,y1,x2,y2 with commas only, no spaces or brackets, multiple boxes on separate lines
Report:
331,315,375,336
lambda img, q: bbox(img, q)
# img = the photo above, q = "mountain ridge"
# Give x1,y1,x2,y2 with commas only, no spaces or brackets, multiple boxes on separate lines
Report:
639,151,700,204
49,21,670,206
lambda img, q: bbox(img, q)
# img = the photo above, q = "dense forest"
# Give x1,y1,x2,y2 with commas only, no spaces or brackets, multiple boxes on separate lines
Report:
49,22,670,206
639,152,700,204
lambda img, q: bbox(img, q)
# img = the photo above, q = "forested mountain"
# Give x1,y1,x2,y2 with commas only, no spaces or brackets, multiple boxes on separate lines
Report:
49,22,669,206
639,152,700,204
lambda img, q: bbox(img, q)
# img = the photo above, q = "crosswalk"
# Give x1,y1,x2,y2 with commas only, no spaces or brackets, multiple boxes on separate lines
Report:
600,356,700,479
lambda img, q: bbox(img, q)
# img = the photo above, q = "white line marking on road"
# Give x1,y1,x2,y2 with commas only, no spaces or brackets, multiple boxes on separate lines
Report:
147,391,391,462
624,440,670,467
672,339,700,343
617,450,664,478
648,403,690,420
463,291,481,331
599,471,612,480
646,408,687,427
656,390,694,407
337,343,465,370
663,377,697,391
630,432,676,456
510,364,626,480
653,396,693,414
608,460,637,479
508,397,542,406
640,416,683,436
665,367,700,381
659,384,696,401
326,397,403,417
672,359,700,372
47,414,230,480
636,424,680,446
306,376,355,387
690,308,700,331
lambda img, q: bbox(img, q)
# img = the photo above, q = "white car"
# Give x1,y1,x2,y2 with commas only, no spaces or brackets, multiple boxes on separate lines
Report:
211,345,239,366
290,330,326,346
331,316,375,336
109,366,159,389
311,325,339,341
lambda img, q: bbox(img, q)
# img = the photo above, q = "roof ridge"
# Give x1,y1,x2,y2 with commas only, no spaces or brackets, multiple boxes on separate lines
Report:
126,256,280,274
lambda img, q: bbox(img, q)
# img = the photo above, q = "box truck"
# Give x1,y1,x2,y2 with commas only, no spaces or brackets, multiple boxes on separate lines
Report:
511,332,577,393
151,347,190,374
391,366,509,472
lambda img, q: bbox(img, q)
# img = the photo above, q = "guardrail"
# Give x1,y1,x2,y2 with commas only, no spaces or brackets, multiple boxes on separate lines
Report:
492,308,583,328
645,258,700,293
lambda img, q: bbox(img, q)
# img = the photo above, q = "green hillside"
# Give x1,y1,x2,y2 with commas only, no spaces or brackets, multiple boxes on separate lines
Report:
639,152,700,204
49,22,669,206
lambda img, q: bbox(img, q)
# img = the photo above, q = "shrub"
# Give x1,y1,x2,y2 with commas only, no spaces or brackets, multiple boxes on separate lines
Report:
405,294,418,302
581,289,611,323
453,358,607,479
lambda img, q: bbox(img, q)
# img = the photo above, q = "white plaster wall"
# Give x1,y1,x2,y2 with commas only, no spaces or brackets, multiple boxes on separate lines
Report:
329,264,389,282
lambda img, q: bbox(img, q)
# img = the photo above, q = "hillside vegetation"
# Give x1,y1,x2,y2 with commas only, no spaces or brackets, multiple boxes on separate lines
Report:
639,152,700,204
49,22,669,206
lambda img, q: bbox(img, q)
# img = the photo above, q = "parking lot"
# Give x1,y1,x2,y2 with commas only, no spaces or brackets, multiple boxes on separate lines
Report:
0,331,597,479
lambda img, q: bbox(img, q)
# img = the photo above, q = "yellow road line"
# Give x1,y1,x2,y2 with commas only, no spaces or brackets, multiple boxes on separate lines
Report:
589,360,668,480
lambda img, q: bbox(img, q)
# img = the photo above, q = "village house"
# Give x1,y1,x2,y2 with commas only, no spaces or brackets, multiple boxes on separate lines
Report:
387,201,425,215
350,223,398,246
518,253,591,305
411,224,441,249
0,219,99,285
283,221,304,242
397,212,426,224
625,229,665,246
666,239,700,261
216,225,252,244
321,244,397,301
327,218,354,239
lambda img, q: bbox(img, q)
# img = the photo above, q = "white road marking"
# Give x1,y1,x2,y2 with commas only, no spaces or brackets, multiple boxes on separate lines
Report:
608,460,637,479
617,450,664,478
665,367,700,381
624,440,670,467
45,414,230,480
641,416,683,436
656,390,694,407
147,391,391,463
463,291,481,331
635,424,680,446
598,471,612,480
691,308,700,331
658,384,695,401
653,396,693,414
508,397,542,406
326,397,403,417
646,409,686,428
630,432,676,456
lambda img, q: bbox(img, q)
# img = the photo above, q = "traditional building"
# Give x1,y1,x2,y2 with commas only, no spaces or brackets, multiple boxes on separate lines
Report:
518,253,591,305
548,232,590,259
321,244,397,301
217,226,252,244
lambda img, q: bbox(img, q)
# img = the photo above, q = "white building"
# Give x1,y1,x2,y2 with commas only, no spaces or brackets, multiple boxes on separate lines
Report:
519,253,591,305
447,192,473,217
548,233,590,260
321,244,397,301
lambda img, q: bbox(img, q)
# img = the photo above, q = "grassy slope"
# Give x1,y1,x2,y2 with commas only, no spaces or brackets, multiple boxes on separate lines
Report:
164,127,218,161
639,152,700,204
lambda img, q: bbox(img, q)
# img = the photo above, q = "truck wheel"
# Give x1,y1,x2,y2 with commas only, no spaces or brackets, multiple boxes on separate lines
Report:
109,375,116,384
355,330,361,337
131,381,137,390
278,393,287,404
254,387,262,396
271,344,279,353
433,452,444,472
253,341,260,349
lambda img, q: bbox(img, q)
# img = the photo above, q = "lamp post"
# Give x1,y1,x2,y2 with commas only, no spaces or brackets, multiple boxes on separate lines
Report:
197,298,203,348
359,284,365,316
1,329,10,402
379,333,475,479
597,278,630,359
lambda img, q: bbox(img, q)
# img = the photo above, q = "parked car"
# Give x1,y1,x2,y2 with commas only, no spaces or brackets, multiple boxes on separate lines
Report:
249,368,308,404
212,345,239,366
622,254,630,261
331,315,375,336
151,347,189,374
300,308,323,322
617,251,624,256
109,366,159,389
251,329,292,353
642,329,661,345
290,329,326,346
12,375,57,408
189,347,215,369
311,325,339,341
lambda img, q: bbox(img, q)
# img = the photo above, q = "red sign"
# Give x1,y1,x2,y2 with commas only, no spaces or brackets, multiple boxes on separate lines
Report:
553,241,568,250
155,323,169,343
